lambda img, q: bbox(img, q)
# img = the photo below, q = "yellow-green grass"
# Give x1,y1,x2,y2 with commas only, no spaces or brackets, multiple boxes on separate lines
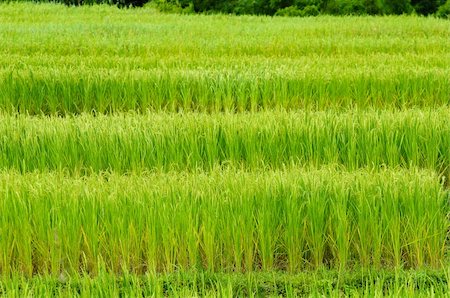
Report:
0,168,447,276
1,270,449,297
0,109,448,174
0,3,449,113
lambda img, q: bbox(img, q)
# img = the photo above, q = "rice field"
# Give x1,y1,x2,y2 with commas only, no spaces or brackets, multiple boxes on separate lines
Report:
0,3,449,296
1,4,450,113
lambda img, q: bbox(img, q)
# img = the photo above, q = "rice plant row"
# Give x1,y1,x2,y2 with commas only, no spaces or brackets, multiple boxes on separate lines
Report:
2,70,449,113
0,109,448,175
0,168,447,276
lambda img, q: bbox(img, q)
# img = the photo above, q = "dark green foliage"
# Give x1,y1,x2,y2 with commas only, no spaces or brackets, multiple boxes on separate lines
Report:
302,4,320,14
412,0,440,15
382,0,413,14
8,0,450,16
153,0,194,13
4,0,448,16
437,0,450,17
275,5,303,16
163,0,438,16
60,0,148,7
275,4,319,16
325,0,367,15
322,0,416,15
294,0,323,9
364,0,383,14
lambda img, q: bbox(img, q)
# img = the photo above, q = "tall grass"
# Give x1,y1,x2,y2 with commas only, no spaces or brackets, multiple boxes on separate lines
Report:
0,168,447,276
0,4,449,113
0,109,448,174
0,270,448,297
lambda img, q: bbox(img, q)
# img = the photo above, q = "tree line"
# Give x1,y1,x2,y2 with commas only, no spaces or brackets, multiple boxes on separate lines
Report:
18,0,450,17
159,0,449,17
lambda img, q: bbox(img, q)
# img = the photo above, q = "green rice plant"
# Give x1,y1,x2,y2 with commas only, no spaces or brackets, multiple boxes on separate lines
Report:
328,182,351,271
0,168,446,276
0,109,448,174
1,69,448,113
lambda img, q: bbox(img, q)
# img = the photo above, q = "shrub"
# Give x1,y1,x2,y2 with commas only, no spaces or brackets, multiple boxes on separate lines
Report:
275,4,320,16
411,0,440,15
437,0,450,17
62,0,149,7
152,0,194,13
294,0,323,7
302,4,320,15
325,0,367,15
275,5,304,16
383,0,414,14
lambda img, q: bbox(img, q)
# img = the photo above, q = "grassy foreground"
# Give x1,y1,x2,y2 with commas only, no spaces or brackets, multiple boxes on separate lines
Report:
1,270,449,297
